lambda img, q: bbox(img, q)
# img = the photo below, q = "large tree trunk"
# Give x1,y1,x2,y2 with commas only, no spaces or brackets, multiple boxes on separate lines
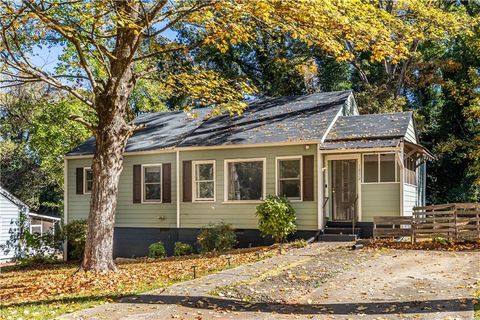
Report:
80,95,133,272
80,0,140,272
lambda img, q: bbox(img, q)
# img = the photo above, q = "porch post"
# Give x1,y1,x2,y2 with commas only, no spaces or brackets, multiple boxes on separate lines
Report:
400,141,405,216
318,147,324,229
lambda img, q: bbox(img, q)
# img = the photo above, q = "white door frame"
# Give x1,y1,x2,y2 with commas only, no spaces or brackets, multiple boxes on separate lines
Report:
325,154,362,222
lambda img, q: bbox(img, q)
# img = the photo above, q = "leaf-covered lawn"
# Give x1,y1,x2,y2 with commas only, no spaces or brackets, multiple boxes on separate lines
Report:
0,247,276,320
475,282,480,320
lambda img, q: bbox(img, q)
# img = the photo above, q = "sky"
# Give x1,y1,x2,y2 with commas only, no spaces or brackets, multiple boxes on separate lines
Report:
28,26,178,74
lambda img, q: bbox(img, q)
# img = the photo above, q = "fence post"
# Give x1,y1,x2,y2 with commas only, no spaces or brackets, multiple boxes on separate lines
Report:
476,210,479,240
454,206,458,241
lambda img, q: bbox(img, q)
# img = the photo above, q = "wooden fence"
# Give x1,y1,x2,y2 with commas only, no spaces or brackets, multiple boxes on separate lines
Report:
373,216,412,239
412,203,480,242
373,203,480,242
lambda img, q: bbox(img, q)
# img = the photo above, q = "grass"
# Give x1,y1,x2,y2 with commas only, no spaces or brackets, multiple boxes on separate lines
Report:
0,247,276,320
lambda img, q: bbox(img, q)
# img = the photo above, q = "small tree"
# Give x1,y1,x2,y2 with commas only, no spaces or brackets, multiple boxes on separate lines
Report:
256,195,297,243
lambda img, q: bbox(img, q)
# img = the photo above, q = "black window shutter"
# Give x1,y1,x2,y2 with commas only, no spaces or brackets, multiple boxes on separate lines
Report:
303,155,314,201
76,168,84,194
183,160,192,202
133,165,142,203
162,163,172,203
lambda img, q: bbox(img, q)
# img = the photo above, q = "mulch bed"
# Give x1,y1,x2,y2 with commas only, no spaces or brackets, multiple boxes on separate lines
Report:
364,239,480,251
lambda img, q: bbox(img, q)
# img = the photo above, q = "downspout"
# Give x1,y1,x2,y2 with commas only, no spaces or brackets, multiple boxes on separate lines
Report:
176,150,180,228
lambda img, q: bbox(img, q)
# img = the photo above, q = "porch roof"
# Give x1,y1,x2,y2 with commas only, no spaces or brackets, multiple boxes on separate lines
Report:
320,138,401,150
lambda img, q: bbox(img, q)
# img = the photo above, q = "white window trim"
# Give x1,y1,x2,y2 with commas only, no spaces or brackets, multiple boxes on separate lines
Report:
192,160,216,202
361,152,399,184
141,164,163,203
30,224,43,235
83,167,92,194
275,156,303,202
224,158,267,203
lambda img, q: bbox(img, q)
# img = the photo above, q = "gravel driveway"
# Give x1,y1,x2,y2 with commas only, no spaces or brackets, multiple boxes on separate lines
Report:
60,243,480,320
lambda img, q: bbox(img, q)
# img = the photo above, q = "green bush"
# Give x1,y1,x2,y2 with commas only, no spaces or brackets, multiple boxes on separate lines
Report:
62,219,87,260
256,195,297,243
148,241,167,258
197,222,237,253
174,242,193,256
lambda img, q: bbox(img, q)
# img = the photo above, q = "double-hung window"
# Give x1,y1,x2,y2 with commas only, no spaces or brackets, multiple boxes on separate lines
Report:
363,153,398,183
84,168,93,194
277,157,302,200
226,159,265,201
143,164,162,202
193,161,215,201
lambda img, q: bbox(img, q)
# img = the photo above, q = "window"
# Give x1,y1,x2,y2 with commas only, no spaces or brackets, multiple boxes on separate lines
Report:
143,165,162,202
226,159,265,201
362,153,398,183
30,225,42,235
405,155,417,186
84,168,93,194
277,157,302,200
193,161,215,201
363,155,378,182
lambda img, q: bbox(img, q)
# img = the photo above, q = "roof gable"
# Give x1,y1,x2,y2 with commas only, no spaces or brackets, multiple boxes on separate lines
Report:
0,185,28,211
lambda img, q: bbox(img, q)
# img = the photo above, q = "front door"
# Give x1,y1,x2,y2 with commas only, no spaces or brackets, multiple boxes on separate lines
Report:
331,159,358,221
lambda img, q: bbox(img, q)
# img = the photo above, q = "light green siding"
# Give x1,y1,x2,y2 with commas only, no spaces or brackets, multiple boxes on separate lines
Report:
179,144,318,230
67,144,318,230
361,183,400,221
67,153,177,228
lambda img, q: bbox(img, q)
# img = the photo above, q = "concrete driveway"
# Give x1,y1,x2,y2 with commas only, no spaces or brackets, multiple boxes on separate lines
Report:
60,243,480,320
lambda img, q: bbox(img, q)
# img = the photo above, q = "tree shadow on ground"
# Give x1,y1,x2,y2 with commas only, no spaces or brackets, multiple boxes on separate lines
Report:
117,294,473,316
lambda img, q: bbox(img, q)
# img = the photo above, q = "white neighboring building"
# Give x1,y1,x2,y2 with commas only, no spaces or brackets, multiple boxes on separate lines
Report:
0,186,60,261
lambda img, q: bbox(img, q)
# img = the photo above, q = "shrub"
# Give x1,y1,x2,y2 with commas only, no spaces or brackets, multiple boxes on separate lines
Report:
432,237,450,246
174,242,193,256
62,219,87,260
148,241,166,258
197,222,237,253
256,195,297,243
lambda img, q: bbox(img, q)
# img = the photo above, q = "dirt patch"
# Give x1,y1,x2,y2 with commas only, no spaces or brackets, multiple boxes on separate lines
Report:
365,239,480,251
212,244,374,303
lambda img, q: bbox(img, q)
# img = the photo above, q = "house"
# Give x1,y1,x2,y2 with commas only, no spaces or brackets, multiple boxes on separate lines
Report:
0,186,60,261
64,90,432,257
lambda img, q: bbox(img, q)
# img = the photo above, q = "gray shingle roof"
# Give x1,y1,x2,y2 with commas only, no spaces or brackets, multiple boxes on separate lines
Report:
320,112,413,150
325,112,413,141
67,90,352,155
67,109,209,156
321,138,401,150
178,91,351,147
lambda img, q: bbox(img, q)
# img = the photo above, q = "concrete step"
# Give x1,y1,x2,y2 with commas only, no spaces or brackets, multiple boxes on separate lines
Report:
323,227,361,235
317,234,358,242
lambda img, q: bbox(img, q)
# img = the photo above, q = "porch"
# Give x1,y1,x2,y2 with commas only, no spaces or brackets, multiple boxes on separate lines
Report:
317,141,432,240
